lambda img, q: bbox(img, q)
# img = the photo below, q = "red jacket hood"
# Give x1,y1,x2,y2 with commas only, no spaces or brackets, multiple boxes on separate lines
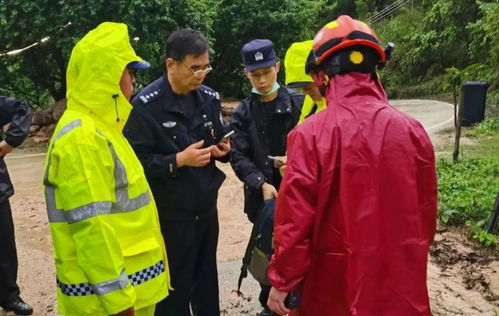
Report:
326,72,388,107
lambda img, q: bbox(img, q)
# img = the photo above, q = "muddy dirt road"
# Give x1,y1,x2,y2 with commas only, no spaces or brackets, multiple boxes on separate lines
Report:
3,100,498,315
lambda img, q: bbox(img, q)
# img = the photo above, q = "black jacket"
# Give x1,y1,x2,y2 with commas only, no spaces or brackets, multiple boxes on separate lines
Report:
230,86,303,221
124,75,228,221
0,96,32,204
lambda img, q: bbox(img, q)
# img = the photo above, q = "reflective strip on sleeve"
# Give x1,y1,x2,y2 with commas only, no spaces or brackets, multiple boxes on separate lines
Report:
47,198,112,224
44,123,150,223
57,260,165,296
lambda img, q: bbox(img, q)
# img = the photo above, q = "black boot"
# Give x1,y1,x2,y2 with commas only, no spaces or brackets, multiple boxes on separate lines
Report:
256,307,273,316
0,296,33,315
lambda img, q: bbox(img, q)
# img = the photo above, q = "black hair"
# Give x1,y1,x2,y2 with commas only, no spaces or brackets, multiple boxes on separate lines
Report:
165,28,210,61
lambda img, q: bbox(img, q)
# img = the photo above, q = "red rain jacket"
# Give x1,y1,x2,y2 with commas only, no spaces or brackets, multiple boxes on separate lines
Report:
268,73,437,316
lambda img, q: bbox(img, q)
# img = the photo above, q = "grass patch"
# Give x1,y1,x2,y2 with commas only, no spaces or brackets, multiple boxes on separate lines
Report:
437,128,499,247
465,117,499,137
460,132,499,158
435,126,499,159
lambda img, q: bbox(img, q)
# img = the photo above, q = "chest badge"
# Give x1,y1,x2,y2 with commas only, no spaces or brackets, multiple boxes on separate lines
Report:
162,121,177,128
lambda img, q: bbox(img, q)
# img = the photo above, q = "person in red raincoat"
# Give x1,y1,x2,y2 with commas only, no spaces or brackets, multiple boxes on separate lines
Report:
267,15,437,316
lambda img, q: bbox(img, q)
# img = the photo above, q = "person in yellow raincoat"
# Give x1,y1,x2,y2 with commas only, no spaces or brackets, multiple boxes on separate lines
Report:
284,40,327,124
43,22,170,316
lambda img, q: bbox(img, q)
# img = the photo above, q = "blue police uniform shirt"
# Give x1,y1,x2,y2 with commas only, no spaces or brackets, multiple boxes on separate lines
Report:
124,74,228,220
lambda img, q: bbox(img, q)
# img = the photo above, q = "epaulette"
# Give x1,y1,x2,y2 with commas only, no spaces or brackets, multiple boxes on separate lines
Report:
200,87,220,100
138,89,161,104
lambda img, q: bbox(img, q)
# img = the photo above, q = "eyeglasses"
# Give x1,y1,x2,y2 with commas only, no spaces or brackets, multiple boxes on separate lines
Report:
191,66,212,78
176,60,213,78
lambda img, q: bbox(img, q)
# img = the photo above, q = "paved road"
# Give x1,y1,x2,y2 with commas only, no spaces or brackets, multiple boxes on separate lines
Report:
390,99,454,135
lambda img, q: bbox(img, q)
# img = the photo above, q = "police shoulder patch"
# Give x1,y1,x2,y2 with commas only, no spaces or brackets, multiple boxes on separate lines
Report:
138,89,161,104
201,86,220,100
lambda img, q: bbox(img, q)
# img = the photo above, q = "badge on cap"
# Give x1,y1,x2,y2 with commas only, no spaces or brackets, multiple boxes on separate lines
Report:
255,52,264,61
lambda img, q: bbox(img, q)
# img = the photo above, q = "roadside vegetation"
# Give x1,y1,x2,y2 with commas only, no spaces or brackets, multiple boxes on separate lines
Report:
437,119,499,247
376,1,499,117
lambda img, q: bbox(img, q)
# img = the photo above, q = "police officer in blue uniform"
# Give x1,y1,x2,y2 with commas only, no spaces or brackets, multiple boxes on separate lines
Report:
124,29,230,316
0,96,33,316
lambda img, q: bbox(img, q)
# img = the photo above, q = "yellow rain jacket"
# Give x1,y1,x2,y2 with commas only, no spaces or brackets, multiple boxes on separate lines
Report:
297,96,327,124
43,22,169,316
284,40,327,124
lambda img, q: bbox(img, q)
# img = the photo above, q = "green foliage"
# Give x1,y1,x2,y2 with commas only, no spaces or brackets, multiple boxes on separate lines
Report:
0,0,217,108
486,90,499,117
376,7,428,93
355,0,370,19
467,220,497,247
317,0,393,27
317,0,355,26
437,157,499,230
376,1,499,100
467,2,499,87
465,118,499,137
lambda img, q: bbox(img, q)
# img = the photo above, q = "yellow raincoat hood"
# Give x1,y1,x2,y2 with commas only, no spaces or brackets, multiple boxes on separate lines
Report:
66,22,145,131
284,40,314,86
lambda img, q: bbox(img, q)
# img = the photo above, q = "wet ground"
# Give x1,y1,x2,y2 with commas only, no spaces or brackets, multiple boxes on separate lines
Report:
3,99,498,315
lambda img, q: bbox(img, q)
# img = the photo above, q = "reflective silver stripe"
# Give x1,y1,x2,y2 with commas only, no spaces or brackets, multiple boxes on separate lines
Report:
103,131,150,215
92,269,129,295
44,120,82,222
45,123,150,223
56,120,83,142
43,120,82,185
64,201,113,224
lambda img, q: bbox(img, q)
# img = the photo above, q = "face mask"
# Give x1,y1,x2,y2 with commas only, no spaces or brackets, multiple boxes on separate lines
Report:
252,82,280,96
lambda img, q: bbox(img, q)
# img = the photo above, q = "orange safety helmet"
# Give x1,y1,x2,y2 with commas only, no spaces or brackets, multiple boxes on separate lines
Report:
312,15,386,66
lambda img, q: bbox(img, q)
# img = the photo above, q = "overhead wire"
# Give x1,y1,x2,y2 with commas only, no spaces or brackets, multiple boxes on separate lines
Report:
0,22,71,57
365,0,414,25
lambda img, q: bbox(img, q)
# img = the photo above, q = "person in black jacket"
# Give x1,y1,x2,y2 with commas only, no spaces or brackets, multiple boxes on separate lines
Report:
124,29,230,316
230,39,303,316
0,96,33,315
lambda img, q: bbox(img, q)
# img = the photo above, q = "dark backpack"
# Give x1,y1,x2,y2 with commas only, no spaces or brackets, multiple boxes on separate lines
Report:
237,198,275,291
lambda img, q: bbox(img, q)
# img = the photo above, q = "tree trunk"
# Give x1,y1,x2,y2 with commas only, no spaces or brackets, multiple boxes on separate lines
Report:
452,92,463,162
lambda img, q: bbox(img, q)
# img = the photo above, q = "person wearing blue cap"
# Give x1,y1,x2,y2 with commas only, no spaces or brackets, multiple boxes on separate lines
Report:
124,28,230,316
230,39,303,316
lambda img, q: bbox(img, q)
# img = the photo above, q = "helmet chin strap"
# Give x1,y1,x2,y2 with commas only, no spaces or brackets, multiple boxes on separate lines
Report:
311,71,329,97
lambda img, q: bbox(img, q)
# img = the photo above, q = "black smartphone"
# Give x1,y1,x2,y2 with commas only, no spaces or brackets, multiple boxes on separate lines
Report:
267,155,284,165
218,130,235,144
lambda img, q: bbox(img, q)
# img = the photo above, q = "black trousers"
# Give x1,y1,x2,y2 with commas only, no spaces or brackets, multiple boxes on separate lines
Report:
155,210,220,316
0,200,20,304
259,283,271,310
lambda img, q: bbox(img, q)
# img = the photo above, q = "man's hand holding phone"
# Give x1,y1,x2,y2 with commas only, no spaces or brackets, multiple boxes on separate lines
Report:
211,130,234,158
268,155,287,169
